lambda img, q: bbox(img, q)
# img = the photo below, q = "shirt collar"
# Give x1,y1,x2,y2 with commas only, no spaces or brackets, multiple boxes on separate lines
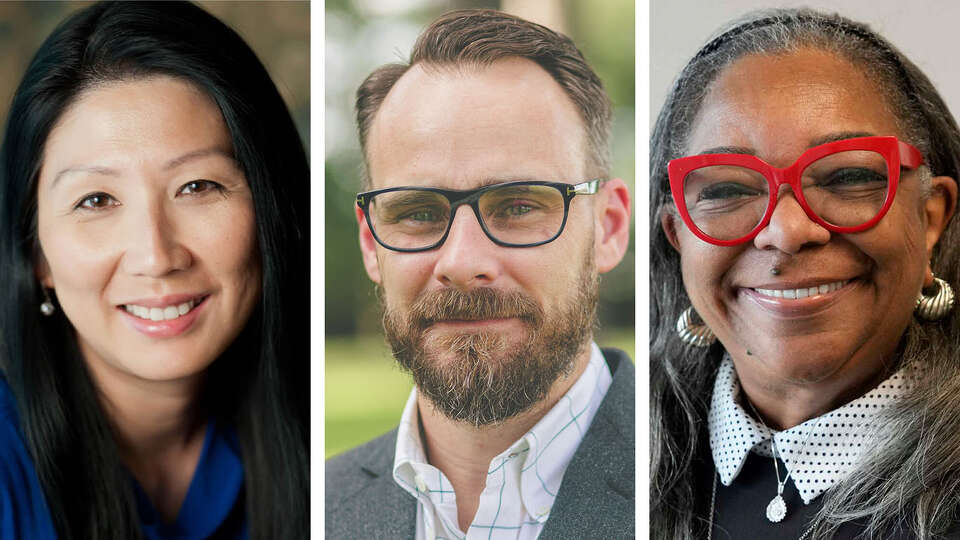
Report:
708,356,918,504
392,342,612,532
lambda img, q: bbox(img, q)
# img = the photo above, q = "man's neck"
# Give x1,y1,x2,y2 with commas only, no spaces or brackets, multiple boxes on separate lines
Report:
417,343,594,531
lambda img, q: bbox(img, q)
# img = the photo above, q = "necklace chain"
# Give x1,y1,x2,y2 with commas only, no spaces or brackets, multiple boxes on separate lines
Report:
744,398,823,523
745,400,790,493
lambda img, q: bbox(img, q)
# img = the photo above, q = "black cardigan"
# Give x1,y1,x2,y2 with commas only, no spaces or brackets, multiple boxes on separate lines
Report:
694,436,959,539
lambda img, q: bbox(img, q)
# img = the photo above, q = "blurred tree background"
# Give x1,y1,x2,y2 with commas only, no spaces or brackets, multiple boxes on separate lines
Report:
0,1,309,148
326,0,634,457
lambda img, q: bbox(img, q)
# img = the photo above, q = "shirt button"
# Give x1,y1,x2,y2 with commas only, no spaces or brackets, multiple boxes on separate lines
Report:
415,474,427,493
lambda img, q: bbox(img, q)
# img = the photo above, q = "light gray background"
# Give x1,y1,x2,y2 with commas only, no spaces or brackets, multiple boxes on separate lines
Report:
650,1,960,131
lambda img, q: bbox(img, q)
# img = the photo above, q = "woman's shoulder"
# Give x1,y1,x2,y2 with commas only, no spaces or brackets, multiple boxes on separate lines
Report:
0,378,49,482
0,375,58,538
0,377,29,446
0,377,25,442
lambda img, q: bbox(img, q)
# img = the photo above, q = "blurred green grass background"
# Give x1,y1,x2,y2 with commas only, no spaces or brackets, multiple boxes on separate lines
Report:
325,327,634,458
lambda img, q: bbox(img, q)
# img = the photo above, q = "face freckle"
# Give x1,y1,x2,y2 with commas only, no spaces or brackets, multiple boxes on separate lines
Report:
35,76,261,385
671,48,939,394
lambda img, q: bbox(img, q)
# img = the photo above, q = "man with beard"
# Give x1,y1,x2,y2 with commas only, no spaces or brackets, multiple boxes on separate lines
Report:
326,9,633,539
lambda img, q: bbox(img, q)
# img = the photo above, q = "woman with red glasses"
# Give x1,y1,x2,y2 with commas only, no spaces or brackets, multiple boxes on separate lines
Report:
651,9,960,540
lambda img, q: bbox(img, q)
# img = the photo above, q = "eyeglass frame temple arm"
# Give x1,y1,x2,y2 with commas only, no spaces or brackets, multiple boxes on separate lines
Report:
898,140,924,169
567,179,601,197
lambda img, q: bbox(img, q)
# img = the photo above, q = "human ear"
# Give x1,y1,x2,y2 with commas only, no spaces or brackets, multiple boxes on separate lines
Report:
660,206,682,252
356,206,382,284
593,178,631,274
924,176,957,257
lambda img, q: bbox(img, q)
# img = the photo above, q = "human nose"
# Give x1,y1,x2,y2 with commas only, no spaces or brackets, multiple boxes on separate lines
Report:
120,203,192,277
432,204,501,289
753,187,830,254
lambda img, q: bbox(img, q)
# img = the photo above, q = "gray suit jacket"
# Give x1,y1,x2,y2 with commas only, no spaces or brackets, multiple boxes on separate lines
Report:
325,348,634,539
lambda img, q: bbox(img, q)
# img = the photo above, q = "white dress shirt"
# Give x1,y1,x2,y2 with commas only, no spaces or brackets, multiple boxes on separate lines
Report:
392,343,612,540
708,356,919,503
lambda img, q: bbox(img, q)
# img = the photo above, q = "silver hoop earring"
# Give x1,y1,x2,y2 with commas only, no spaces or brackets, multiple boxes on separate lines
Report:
40,289,55,317
676,306,716,347
915,276,955,321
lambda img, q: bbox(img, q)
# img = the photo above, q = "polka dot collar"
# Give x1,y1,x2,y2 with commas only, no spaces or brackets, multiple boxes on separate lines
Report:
708,356,918,504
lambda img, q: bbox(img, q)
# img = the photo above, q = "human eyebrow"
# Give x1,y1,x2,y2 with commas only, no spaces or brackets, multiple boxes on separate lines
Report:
162,147,238,170
696,145,755,156
807,131,875,148
476,176,547,188
51,165,120,188
380,191,443,205
50,147,238,190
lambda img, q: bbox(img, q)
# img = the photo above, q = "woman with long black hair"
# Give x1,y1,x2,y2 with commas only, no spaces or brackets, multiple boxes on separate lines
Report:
0,2,308,538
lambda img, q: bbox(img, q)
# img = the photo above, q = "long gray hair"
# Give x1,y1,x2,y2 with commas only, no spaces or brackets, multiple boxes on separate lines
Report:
650,9,960,539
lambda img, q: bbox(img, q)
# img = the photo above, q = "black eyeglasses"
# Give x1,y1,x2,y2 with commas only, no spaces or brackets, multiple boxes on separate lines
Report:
356,180,600,252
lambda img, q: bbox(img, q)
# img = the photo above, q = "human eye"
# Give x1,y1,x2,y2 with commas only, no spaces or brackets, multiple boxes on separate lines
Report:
73,192,119,211
376,191,448,226
178,179,225,196
493,199,537,217
483,185,559,220
697,182,762,201
817,167,887,189
401,207,443,222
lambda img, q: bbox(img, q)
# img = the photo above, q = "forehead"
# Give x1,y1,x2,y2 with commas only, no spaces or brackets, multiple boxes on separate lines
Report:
366,57,587,190
41,76,231,179
687,48,903,164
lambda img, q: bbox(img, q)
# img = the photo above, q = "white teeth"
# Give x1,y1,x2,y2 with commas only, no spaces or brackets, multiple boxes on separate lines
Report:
124,299,198,321
754,280,848,300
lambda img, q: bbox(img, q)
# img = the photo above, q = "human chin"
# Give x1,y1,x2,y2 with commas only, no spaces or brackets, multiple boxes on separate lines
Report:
387,311,576,427
725,295,897,387
383,271,597,426
77,331,218,383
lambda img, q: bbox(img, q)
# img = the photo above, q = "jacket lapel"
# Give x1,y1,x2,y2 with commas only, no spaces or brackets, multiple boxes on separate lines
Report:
327,348,634,540
541,349,635,538
325,430,417,539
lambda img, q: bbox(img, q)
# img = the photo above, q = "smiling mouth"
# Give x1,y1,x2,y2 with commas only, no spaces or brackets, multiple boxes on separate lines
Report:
751,279,851,299
121,296,208,321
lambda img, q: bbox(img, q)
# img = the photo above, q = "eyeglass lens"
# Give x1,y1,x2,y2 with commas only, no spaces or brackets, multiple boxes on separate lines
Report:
367,184,567,250
681,149,891,241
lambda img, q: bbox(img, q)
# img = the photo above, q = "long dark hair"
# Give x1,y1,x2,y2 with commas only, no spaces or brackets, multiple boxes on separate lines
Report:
0,2,309,538
650,9,960,540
